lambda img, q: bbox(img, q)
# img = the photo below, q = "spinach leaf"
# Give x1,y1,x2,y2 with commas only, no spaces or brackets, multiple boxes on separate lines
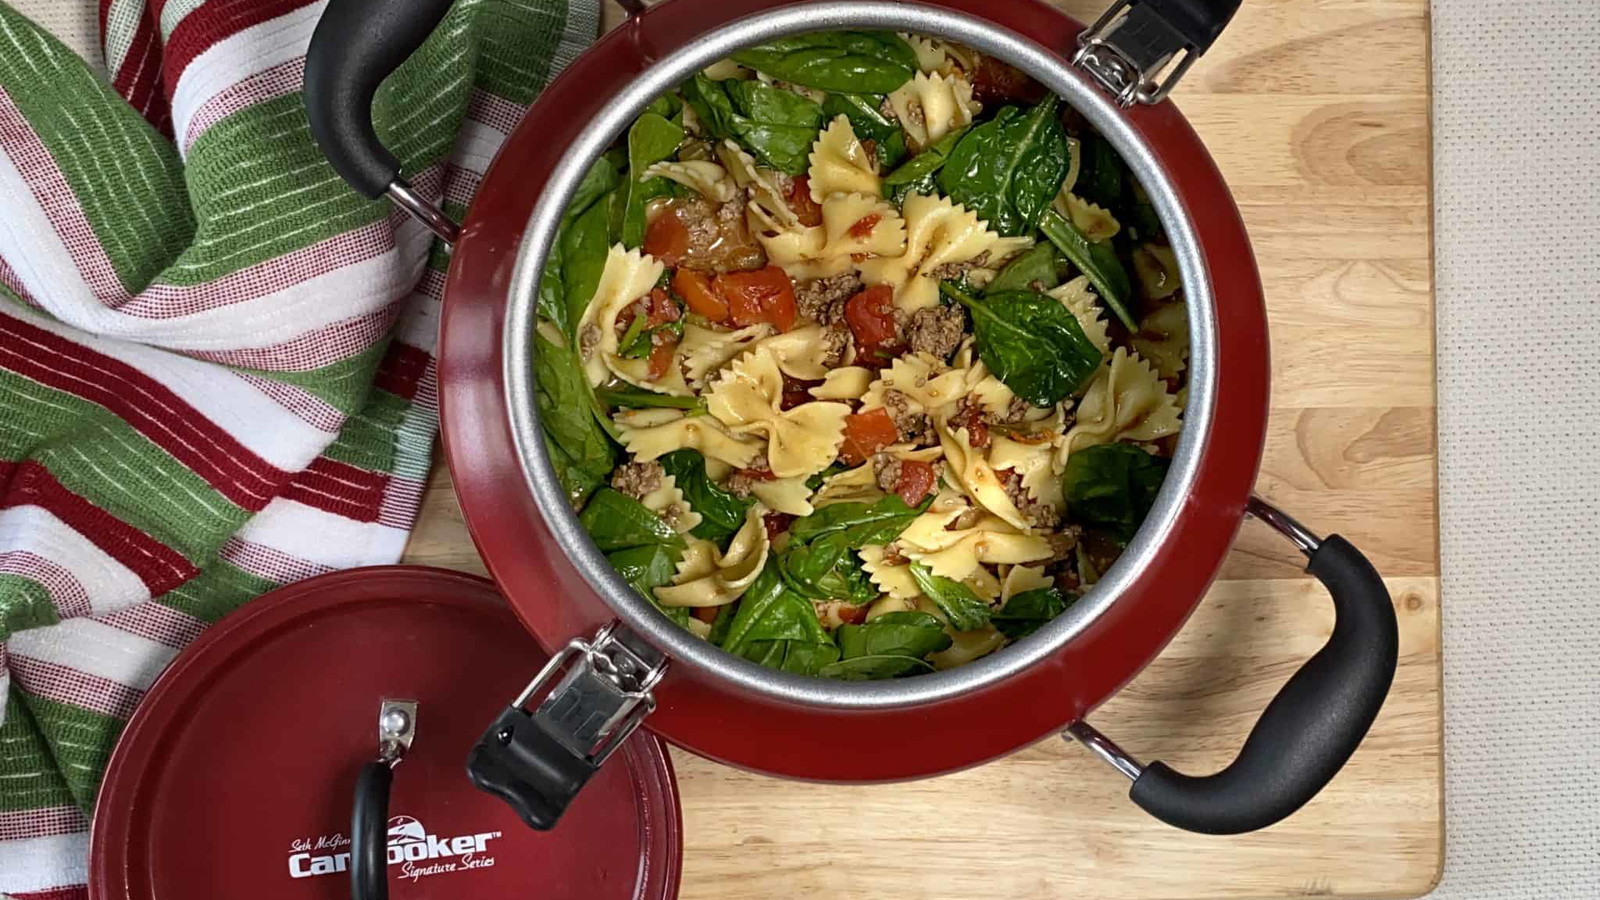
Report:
941,282,1103,407
805,463,848,491
787,493,928,546
993,587,1073,639
607,542,682,601
723,80,826,175
540,157,623,335
739,638,841,676
578,488,686,553
822,93,907,168
658,449,754,545
909,563,991,632
595,388,706,412
534,331,616,505
681,75,825,175
543,433,604,509
720,559,833,655
1040,208,1136,329
778,494,924,602
882,126,967,187
1061,443,1171,543
561,199,612,331
733,31,918,94
1074,133,1124,210
824,611,952,679
576,489,691,626
646,92,684,122
939,96,1069,237
780,536,878,602
682,73,740,137
985,243,1063,294
618,112,685,247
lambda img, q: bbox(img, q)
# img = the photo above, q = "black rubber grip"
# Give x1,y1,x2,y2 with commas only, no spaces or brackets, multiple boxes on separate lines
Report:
466,706,602,831
350,761,393,900
1129,535,1398,834
303,0,455,198
1142,0,1243,53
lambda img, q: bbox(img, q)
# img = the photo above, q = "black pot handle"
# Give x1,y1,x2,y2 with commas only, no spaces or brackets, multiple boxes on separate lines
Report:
304,0,461,242
350,761,393,900
1068,497,1398,834
1075,0,1243,106
304,0,453,199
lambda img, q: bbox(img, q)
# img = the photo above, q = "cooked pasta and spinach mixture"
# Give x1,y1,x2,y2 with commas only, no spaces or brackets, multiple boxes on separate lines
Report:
535,32,1187,680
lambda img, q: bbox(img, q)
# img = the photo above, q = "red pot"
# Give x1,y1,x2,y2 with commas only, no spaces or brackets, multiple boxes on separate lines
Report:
304,0,1397,843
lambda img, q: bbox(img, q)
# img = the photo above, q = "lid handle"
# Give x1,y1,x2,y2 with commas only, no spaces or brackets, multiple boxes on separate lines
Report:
466,623,667,830
1073,0,1242,107
351,699,417,900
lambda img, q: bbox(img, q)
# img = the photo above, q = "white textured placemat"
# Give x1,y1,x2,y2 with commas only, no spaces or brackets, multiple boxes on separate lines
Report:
1432,0,1600,897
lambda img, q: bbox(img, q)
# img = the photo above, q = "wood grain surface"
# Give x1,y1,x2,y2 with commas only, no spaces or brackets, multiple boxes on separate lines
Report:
401,0,1441,895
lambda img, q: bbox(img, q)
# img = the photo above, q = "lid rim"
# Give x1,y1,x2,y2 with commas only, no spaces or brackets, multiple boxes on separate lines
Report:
89,565,682,900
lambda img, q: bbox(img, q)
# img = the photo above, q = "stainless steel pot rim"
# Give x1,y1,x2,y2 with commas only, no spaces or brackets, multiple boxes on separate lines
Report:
501,0,1218,710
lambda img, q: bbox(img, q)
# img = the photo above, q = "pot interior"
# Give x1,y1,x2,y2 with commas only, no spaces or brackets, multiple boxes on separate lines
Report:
501,0,1218,710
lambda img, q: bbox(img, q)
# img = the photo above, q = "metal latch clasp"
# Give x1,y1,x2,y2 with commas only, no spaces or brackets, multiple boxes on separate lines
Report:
1073,0,1200,108
514,622,667,766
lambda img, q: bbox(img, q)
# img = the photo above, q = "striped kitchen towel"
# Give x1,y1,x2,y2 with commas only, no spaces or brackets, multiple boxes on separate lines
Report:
0,1,598,896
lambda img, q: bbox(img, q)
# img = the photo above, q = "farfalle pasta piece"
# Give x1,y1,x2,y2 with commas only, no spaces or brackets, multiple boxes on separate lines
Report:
1130,300,1190,379
929,625,1005,668
638,474,704,535
808,116,881,200
1054,190,1121,242
655,507,770,608
1059,348,1183,460
705,347,850,478
614,408,763,470
753,323,848,380
888,72,980,149
641,160,737,203
811,366,875,401
1048,276,1112,355
989,434,1064,514
899,34,979,75
860,544,920,600
750,475,816,516
717,140,799,230
859,351,975,416
897,490,1052,582
679,322,774,389
757,193,906,281
576,246,682,393
1061,136,1082,195
579,250,692,396
858,193,1009,313
937,422,1032,531
1000,564,1054,602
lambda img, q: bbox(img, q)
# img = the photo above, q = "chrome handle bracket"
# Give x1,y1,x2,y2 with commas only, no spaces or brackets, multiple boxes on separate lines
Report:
1246,494,1322,557
514,622,668,767
387,178,461,246
1073,0,1201,108
375,698,418,767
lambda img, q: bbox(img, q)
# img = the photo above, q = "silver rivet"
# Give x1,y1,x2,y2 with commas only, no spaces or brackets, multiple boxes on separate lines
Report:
380,709,411,737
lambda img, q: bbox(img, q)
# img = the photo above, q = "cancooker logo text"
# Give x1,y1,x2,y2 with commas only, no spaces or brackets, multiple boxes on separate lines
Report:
287,816,501,881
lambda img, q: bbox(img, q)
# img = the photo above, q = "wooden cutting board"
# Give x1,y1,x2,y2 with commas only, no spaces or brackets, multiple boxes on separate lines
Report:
401,0,1441,895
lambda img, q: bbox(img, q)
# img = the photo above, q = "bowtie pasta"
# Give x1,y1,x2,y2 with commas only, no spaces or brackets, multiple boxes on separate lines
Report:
535,31,1190,680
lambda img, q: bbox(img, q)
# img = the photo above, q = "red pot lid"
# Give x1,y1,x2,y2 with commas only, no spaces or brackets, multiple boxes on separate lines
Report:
89,566,681,900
